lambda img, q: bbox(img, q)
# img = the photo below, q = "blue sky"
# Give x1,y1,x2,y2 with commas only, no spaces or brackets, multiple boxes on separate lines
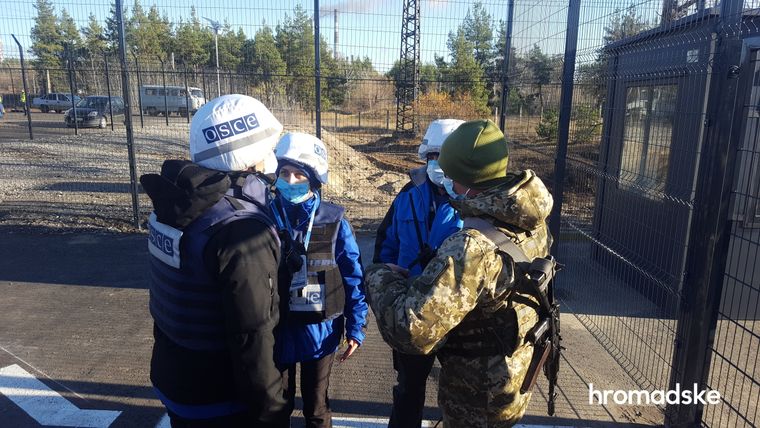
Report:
0,0,670,71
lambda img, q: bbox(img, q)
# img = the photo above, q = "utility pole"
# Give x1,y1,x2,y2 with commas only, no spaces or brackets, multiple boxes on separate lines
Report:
203,17,222,98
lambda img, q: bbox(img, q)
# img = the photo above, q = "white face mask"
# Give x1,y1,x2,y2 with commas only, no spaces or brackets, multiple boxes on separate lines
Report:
442,177,469,201
426,159,445,187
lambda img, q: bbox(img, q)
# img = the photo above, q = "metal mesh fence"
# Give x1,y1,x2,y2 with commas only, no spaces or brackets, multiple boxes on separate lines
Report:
0,0,524,232
549,0,694,407
699,2,760,426
1,1,759,426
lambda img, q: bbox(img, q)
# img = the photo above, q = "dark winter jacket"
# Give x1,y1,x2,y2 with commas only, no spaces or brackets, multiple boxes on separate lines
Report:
141,160,286,425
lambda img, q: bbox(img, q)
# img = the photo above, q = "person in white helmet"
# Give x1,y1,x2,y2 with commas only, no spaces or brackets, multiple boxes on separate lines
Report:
373,119,465,427
271,132,368,428
140,94,288,427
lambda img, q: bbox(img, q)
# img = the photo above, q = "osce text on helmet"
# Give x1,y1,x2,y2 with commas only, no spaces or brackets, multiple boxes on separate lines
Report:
202,113,260,144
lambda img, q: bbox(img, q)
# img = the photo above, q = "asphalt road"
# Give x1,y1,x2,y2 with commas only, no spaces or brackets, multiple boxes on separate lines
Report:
0,230,440,428
0,228,666,428
0,110,193,140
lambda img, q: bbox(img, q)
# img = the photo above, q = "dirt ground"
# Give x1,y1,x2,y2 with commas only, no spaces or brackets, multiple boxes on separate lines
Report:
0,112,411,233
0,111,601,233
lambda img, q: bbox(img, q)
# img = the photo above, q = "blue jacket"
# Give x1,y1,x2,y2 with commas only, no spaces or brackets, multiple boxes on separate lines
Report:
374,167,463,277
275,194,368,365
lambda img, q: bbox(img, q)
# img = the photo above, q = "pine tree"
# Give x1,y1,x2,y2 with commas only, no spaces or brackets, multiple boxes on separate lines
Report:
30,0,64,92
527,44,552,115
246,25,286,105
462,2,493,69
446,28,488,113
213,24,246,71
104,1,129,54
275,5,316,108
81,14,107,93
59,9,83,61
172,7,211,67
126,1,170,64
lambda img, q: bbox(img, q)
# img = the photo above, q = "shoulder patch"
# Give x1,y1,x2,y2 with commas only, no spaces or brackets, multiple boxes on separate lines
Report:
148,213,183,268
419,256,447,284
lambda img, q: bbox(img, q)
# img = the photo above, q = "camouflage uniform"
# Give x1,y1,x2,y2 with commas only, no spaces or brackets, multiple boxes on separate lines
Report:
366,170,553,428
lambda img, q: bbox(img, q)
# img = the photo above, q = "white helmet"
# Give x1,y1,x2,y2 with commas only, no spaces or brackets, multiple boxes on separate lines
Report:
189,94,282,172
275,132,329,184
418,119,466,160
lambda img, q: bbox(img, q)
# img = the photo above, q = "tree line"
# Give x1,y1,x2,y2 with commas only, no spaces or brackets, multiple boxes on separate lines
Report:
28,0,649,116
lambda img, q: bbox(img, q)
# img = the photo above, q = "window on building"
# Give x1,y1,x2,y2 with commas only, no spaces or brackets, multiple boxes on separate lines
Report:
618,84,678,199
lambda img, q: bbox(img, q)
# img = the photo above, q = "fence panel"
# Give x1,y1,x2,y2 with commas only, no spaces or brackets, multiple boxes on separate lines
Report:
526,1,718,424
698,1,760,426
1,0,137,231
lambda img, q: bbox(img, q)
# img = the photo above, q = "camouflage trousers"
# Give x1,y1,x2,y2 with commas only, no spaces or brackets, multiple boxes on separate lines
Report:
437,343,535,428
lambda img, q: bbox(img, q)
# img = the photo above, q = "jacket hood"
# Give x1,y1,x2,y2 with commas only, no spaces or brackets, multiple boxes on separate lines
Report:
451,170,553,232
140,160,231,228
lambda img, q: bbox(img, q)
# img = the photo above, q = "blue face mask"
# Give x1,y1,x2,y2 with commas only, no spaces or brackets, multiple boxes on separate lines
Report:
275,179,312,204
426,160,445,187
442,177,468,201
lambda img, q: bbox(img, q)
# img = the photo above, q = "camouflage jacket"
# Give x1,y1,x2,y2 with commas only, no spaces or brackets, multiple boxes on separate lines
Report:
366,170,553,426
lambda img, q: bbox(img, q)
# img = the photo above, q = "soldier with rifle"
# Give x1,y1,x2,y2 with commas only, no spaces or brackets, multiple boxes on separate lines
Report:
366,119,562,427
374,119,464,427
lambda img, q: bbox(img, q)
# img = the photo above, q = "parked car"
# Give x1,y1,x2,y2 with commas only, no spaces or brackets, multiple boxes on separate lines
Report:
32,93,81,113
64,96,125,128
139,85,205,117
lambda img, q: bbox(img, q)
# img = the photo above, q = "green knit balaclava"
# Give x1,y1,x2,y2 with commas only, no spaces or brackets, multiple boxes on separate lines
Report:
438,119,509,190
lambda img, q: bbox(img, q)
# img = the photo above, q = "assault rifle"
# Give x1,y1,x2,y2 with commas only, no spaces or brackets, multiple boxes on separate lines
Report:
519,256,562,416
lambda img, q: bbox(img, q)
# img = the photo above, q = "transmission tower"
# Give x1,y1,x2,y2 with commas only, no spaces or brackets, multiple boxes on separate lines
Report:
396,0,420,135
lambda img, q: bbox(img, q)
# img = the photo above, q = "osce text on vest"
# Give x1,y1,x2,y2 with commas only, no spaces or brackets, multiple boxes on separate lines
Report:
589,383,721,405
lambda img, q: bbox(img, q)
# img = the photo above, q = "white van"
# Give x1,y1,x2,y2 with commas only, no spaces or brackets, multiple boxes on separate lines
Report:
139,85,206,116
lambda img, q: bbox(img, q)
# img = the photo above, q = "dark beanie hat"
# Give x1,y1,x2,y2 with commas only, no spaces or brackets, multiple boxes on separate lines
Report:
438,119,509,189
276,158,322,189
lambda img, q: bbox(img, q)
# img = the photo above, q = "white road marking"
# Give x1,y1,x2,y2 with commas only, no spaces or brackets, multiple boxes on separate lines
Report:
153,413,576,427
332,416,436,427
0,364,121,428
155,412,171,428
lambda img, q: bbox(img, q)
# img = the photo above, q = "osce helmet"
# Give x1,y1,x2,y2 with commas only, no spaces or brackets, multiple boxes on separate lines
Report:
274,132,329,184
189,94,282,172
418,119,466,160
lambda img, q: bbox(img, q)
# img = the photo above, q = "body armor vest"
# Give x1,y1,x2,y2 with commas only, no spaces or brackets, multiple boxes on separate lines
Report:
284,201,346,325
148,176,278,351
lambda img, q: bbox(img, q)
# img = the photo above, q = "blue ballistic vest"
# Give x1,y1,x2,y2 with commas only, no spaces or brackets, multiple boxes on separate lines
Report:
284,201,346,325
148,177,278,351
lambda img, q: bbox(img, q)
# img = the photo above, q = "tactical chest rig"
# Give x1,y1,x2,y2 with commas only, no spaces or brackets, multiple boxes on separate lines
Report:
443,216,562,416
278,200,346,325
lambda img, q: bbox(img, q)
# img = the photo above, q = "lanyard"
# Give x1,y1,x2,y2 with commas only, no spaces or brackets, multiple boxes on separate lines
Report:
272,194,319,251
